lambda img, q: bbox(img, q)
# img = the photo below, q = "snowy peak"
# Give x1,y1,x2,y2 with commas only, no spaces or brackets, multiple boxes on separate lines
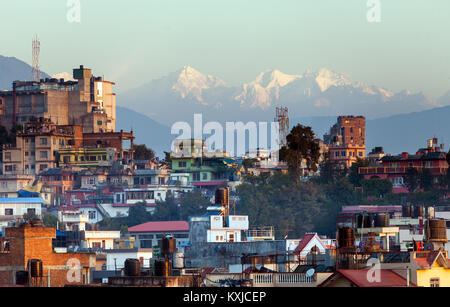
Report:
314,68,352,92
52,72,75,81
172,66,228,103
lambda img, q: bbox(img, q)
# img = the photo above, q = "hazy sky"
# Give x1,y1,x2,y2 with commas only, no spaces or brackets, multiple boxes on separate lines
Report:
1,0,449,97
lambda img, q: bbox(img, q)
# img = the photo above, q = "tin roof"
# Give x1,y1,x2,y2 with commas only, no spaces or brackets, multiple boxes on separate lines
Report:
129,221,189,233
0,198,44,204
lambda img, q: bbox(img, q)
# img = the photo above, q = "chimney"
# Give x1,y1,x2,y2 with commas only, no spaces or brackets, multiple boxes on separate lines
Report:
401,152,409,159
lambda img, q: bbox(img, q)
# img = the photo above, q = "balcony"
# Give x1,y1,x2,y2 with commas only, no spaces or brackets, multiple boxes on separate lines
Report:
251,273,315,287
359,166,447,176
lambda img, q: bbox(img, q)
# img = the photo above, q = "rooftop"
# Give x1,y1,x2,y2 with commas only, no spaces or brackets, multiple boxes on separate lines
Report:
129,221,189,233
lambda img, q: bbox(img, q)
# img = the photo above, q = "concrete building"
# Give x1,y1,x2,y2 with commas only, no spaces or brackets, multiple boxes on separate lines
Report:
0,222,96,287
105,248,153,271
359,138,448,193
0,198,43,229
2,119,83,175
0,174,35,198
129,221,189,249
324,116,366,168
0,65,116,133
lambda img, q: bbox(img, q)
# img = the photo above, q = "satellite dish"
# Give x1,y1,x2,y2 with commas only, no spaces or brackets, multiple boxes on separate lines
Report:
306,268,315,278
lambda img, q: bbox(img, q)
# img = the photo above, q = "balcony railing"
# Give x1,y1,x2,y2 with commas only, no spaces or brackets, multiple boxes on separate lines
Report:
251,273,315,286
359,166,447,175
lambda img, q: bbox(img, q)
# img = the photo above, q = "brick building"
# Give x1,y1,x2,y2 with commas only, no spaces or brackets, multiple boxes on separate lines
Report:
359,138,448,193
0,222,96,287
0,65,116,133
324,116,366,168
2,119,83,175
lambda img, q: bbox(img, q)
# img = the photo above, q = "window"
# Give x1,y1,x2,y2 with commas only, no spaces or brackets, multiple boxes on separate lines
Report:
40,138,47,145
88,211,96,219
202,173,208,180
430,278,440,287
4,152,11,160
5,209,13,216
1,182,7,188
341,151,346,157
97,121,103,126
39,164,48,171
193,172,200,182
178,161,187,168
40,151,48,159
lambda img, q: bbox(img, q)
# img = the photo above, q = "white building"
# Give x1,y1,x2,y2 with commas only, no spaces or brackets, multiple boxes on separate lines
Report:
80,230,121,250
0,197,43,218
105,248,154,270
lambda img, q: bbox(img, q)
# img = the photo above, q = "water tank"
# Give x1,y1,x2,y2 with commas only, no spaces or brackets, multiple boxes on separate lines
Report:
154,260,170,277
428,219,448,242
402,205,411,218
15,271,28,285
338,227,355,249
215,188,228,205
161,236,176,255
124,259,140,277
28,259,43,278
412,206,424,218
173,251,185,269
357,215,371,228
374,214,390,227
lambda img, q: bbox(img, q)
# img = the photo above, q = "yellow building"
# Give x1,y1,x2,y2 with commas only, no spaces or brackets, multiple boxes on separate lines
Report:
413,251,450,287
59,147,116,168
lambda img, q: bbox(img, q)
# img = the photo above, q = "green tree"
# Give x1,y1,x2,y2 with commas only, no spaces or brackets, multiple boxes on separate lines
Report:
405,168,420,192
279,124,320,182
361,179,393,198
420,168,434,191
348,158,370,187
42,213,58,228
127,202,152,226
315,154,347,184
133,144,155,161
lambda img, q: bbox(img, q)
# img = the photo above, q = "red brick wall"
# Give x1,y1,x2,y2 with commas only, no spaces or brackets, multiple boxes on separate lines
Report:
0,225,95,287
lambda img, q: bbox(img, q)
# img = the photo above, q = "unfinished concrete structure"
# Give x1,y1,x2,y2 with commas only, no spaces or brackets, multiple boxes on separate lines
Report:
0,65,116,133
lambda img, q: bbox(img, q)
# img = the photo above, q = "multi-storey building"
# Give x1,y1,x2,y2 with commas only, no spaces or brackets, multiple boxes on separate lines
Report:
2,119,83,175
359,138,448,193
0,65,116,133
324,116,366,168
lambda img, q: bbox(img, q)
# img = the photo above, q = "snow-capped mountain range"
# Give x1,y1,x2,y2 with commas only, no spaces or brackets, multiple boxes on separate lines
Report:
119,66,444,125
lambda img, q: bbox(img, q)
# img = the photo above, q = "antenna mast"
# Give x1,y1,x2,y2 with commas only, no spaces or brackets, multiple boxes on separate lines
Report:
32,34,41,82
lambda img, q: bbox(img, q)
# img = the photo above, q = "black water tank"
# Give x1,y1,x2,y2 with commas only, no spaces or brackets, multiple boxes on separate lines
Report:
215,188,228,205
161,236,176,255
124,259,140,277
402,205,411,217
429,219,447,242
357,215,371,228
338,227,355,248
375,213,390,227
28,259,43,278
15,271,28,285
154,260,170,277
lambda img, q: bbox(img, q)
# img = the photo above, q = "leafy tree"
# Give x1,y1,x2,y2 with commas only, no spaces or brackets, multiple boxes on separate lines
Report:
315,154,347,184
127,202,152,226
361,179,393,198
152,191,210,221
348,158,370,187
279,124,320,182
405,168,420,192
420,168,434,191
133,144,155,161
42,213,58,228
242,158,258,171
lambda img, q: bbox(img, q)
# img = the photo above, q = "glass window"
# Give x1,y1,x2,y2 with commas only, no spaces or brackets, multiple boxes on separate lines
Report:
430,278,440,287
40,138,47,145
5,209,13,216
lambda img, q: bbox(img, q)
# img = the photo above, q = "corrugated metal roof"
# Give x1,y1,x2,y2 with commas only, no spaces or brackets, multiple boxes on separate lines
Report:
129,221,189,233
0,198,44,204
